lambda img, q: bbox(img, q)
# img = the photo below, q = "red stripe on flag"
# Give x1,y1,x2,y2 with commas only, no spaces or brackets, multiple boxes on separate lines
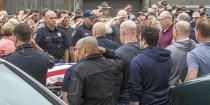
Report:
47,69,67,78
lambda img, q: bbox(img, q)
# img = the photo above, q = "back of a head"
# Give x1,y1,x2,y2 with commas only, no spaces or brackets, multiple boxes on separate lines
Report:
141,26,159,46
24,9,30,15
13,23,31,42
175,21,190,35
77,36,98,55
92,22,106,36
196,18,210,38
136,23,144,34
120,20,136,35
1,22,14,36
177,13,191,22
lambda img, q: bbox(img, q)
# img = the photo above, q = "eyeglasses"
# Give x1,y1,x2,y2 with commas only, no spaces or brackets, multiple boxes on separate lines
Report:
73,48,82,51
158,17,170,21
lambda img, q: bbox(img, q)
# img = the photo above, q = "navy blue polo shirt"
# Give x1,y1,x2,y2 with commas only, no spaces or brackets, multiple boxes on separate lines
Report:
96,36,119,50
35,26,70,58
61,59,84,92
70,23,92,46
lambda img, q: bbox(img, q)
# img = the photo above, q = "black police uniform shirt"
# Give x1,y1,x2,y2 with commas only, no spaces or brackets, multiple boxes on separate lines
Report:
57,26,76,45
4,44,51,85
70,23,92,46
35,26,70,58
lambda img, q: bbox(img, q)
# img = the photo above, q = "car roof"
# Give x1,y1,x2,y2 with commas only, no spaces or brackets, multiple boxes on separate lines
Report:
0,59,67,105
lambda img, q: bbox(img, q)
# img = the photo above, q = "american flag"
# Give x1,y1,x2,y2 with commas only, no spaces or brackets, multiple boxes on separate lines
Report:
46,63,74,86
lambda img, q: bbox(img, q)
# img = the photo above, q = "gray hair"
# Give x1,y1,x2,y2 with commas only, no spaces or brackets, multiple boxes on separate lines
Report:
177,13,191,22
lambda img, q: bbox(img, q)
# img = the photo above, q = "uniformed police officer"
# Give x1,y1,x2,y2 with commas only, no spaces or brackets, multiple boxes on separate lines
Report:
97,2,112,23
70,10,95,62
4,23,54,85
35,10,70,63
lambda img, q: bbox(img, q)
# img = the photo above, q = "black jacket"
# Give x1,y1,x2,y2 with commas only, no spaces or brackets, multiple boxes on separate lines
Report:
115,42,142,103
4,44,52,85
67,52,123,105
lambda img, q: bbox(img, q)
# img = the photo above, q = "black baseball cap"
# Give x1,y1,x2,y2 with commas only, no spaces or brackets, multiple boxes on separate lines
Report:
83,10,95,19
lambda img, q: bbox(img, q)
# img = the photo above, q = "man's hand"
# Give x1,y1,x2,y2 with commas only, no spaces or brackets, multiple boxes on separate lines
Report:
130,102,140,105
56,17,65,25
31,39,43,51
98,46,106,54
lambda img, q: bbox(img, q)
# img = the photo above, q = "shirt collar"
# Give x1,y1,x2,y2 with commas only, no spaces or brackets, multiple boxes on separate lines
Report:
162,24,174,33
16,44,33,52
199,41,210,46
83,53,103,61
2,36,15,42
45,26,58,32
96,36,106,39
125,41,138,45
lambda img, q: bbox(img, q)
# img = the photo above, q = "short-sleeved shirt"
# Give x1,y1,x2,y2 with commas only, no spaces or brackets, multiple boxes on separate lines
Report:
70,23,92,46
96,36,119,50
187,42,210,77
61,59,84,92
35,26,70,59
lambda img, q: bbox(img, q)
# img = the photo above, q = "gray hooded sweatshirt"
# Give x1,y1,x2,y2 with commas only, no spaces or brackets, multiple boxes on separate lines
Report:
166,39,196,86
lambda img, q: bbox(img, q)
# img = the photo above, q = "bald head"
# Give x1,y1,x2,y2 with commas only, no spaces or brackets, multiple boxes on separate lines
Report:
92,22,106,37
117,10,127,16
175,21,190,35
177,13,190,22
117,10,128,24
45,10,56,17
76,36,98,55
121,20,136,35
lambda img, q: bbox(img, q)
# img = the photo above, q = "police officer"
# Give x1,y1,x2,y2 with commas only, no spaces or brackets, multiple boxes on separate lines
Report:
70,10,95,62
98,2,112,23
4,23,54,85
35,10,70,63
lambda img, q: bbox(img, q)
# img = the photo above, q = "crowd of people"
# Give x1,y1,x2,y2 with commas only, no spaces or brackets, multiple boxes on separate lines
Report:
0,0,210,105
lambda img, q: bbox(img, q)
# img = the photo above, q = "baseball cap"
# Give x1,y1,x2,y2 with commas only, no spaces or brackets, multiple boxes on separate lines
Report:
83,10,95,19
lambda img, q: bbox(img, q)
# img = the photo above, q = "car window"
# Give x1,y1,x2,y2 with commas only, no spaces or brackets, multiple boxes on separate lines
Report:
0,64,53,105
